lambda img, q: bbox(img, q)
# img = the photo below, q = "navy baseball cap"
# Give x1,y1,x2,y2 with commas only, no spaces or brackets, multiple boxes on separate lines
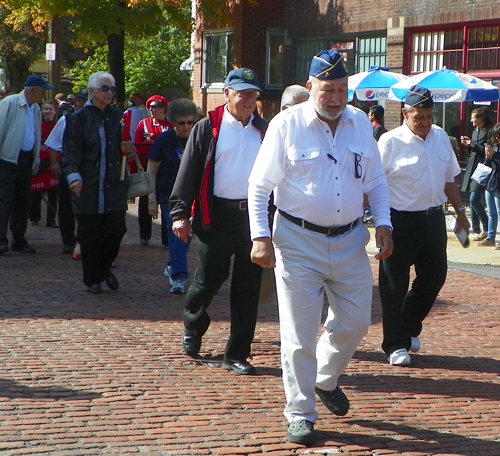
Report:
25,75,54,90
405,85,434,108
76,89,88,100
224,69,262,92
309,50,349,80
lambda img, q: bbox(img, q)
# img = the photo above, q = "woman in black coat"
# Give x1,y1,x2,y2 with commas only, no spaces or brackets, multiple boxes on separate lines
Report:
62,71,135,293
460,107,493,242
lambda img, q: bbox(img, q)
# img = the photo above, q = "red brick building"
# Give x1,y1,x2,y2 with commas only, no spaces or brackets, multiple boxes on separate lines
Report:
191,0,500,144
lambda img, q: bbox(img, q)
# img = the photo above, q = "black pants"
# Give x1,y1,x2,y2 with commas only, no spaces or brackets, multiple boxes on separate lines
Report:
0,153,34,248
379,208,448,355
57,177,77,248
183,199,263,362
76,211,127,286
29,160,57,225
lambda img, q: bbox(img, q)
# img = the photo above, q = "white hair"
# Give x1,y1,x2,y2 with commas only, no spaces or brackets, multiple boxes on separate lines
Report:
87,71,115,99
281,84,309,109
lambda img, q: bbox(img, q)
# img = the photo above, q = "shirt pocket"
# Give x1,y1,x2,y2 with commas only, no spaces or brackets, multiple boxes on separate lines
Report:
285,146,321,183
346,144,373,179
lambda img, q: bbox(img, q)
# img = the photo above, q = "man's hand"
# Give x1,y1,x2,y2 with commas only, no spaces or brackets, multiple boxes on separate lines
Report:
32,164,39,176
455,211,470,235
172,218,192,243
250,237,276,268
374,226,393,260
69,180,82,198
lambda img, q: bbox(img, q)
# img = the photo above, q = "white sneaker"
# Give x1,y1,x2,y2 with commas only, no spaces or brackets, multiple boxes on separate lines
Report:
388,349,411,366
170,278,186,294
163,266,174,286
410,337,420,353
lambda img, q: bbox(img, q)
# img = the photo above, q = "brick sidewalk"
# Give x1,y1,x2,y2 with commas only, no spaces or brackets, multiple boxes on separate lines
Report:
0,204,499,456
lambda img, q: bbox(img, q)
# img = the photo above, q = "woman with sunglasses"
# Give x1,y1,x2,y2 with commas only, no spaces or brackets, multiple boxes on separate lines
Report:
61,71,135,294
132,95,174,247
146,98,199,294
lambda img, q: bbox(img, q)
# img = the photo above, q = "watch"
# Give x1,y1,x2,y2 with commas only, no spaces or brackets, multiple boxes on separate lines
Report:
457,207,466,213
378,225,393,233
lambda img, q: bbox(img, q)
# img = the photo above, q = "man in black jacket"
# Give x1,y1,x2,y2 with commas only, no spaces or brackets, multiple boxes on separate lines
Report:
170,68,267,375
61,71,135,294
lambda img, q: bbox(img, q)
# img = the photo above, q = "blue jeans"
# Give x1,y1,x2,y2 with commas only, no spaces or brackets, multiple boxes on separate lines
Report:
161,202,191,280
485,190,500,242
469,189,488,233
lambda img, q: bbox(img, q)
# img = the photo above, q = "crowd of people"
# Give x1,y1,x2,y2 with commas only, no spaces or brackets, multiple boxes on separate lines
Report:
0,56,498,445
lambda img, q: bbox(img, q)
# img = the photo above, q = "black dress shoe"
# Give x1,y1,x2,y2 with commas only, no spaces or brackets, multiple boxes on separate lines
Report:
62,245,74,254
11,244,36,254
221,360,256,375
315,386,350,416
104,272,119,290
87,283,103,294
182,331,201,358
46,222,58,228
0,244,9,255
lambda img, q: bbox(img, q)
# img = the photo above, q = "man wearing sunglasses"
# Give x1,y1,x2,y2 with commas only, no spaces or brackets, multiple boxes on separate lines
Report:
0,75,54,255
61,71,135,294
248,50,393,445
170,68,267,376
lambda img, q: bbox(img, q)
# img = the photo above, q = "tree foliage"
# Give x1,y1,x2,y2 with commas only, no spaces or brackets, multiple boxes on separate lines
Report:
68,20,191,97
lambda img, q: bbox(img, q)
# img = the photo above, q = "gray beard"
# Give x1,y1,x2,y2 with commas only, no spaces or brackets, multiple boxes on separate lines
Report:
314,101,345,121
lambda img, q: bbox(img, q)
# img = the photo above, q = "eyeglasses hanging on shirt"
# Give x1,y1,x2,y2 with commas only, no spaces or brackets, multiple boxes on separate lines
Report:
354,153,362,179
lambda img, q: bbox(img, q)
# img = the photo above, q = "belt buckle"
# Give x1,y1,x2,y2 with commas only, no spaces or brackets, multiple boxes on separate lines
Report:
326,226,338,237
238,200,247,210
425,206,435,215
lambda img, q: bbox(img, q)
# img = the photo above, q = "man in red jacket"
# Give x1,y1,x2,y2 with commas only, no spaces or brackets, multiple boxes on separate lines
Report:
169,68,267,375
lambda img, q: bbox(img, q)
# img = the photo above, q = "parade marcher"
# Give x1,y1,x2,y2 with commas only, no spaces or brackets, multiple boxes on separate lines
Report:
170,68,267,375
0,75,54,254
248,50,393,445
147,98,199,294
280,84,310,110
61,71,134,293
46,89,88,254
378,85,469,367
460,107,492,243
29,100,59,228
132,95,173,246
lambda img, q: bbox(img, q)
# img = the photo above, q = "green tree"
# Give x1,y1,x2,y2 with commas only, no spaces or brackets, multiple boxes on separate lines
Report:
68,23,191,98
1,0,192,100
0,2,46,91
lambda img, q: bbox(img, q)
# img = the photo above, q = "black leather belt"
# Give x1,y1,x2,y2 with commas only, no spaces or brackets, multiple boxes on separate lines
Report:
278,210,359,237
214,197,247,210
393,205,443,215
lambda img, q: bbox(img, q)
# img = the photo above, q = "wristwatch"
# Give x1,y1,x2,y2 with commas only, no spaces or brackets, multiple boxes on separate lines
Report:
457,207,466,213
378,225,393,233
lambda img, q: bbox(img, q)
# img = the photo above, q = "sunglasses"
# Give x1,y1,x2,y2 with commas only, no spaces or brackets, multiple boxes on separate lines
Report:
149,104,163,109
176,120,195,126
95,85,116,93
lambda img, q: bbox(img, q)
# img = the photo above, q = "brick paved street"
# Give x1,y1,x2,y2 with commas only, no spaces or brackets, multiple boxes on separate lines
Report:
0,203,499,456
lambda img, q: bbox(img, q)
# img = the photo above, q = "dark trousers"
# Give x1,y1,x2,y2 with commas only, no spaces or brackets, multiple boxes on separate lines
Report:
183,199,263,362
379,208,448,355
138,195,152,241
29,160,57,225
0,153,34,248
58,177,77,248
76,211,127,286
